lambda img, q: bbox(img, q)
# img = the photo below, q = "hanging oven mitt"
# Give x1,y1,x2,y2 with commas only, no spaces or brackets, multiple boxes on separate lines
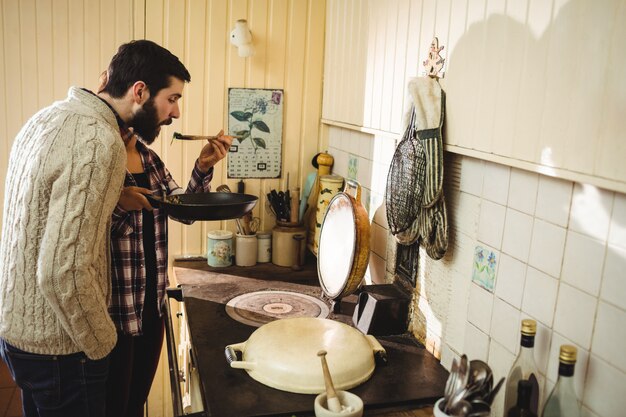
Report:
419,195,448,260
408,77,445,208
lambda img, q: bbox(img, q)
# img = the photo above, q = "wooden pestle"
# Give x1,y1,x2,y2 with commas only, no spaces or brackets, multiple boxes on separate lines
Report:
317,350,342,412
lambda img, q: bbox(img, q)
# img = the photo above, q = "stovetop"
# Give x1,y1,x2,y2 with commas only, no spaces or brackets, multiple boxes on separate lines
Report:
172,261,447,417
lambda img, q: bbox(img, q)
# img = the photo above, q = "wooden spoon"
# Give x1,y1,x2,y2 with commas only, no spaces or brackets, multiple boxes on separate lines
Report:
317,350,342,412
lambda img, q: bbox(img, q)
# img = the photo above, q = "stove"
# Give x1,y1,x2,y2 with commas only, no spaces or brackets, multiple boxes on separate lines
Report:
165,261,447,417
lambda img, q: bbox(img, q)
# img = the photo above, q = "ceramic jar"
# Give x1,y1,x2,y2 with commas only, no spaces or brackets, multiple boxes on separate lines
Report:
272,224,307,267
256,231,272,263
309,174,344,256
235,233,257,267
207,230,233,267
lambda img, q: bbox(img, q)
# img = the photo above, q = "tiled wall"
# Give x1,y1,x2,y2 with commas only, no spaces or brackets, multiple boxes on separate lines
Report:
328,125,626,417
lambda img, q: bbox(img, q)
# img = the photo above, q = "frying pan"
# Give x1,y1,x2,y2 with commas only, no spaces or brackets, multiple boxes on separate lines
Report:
146,192,257,221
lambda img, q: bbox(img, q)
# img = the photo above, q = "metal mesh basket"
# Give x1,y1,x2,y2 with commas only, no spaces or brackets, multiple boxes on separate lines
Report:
385,109,427,234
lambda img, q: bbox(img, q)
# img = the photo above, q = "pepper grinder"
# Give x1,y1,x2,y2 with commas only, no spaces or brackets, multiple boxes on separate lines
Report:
291,234,305,271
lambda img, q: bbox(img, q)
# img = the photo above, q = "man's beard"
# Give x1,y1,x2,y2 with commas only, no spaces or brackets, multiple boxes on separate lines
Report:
130,98,171,144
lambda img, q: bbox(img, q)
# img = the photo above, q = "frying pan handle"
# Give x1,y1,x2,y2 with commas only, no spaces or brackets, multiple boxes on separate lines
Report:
343,179,362,203
225,343,256,370
365,335,388,364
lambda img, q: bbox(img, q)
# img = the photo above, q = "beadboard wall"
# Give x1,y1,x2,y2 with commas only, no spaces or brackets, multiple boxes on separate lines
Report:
328,126,626,417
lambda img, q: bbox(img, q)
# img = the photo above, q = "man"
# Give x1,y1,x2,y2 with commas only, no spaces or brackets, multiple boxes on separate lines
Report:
97,47,232,416
0,39,193,417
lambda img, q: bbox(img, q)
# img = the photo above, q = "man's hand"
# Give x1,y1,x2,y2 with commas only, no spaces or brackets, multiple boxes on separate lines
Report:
118,186,153,211
197,129,234,173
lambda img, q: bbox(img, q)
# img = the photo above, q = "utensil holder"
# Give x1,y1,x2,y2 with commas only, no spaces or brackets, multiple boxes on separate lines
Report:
235,233,257,267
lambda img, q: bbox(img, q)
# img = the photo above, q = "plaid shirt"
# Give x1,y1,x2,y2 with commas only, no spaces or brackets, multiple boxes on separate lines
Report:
109,140,213,335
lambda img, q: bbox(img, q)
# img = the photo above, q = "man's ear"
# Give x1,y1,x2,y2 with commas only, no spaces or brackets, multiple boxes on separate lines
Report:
131,81,149,104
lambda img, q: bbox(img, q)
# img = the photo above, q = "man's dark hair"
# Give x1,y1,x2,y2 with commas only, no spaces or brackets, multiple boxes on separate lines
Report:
101,39,191,98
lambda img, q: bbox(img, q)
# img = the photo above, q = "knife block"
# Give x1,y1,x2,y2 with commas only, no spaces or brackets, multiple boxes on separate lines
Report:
352,284,411,336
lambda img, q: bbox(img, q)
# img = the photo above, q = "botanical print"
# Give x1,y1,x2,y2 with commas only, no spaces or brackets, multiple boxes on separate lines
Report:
228,88,284,178
472,245,497,292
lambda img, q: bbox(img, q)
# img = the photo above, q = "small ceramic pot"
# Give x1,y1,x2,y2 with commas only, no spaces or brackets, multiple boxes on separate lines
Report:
235,233,257,267
433,398,450,417
314,390,363,417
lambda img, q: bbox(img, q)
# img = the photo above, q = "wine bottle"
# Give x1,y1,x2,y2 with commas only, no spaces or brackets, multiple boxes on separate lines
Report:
507,380,538,417
504,319,544,415
542,345,581,417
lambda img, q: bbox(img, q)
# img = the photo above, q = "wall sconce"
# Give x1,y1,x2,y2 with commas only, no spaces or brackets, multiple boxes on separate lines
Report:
230,19,255,58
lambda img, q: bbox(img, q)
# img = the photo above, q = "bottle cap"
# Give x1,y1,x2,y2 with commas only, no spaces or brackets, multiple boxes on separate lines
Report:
521,319,537,336
559,345,577,364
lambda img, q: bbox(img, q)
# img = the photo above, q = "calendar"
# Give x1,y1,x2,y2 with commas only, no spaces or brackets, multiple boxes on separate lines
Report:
227,88,284,178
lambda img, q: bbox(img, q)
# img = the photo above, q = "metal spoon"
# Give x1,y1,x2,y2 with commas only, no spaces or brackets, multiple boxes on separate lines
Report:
448,399,471,417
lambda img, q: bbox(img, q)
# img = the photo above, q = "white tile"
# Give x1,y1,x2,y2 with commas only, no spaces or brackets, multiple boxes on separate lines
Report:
371,222,388,258
508,168,539,215
600,244,626,310
482,162,510,205
608,193,626,249
582,406,600,417
467,283,495,333
332,149,348,178
561,231,606,296
546,333,588,399
463,322,490,362
583,355,626,417
522,267,559,326
487,340,516,417
478,200,506,249
454,193,481,236
528,219,566,278
460,156,484,196
535,175,573,227
490,298,521,354
440,344,459,371
591,301,626,374
358,158,373,189
533,318,553,374
368,252,386,284
570,183,614,241
553,283,597,349
495,254,526,309
501,209,534,262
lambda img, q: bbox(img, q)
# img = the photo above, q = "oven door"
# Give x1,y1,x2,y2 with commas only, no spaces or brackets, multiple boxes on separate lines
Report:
164,288,207,417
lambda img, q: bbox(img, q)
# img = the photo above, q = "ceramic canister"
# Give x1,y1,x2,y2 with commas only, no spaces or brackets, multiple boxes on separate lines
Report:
256,231,272,263
207,230,233,267
272,225,307,267
235,233,257,267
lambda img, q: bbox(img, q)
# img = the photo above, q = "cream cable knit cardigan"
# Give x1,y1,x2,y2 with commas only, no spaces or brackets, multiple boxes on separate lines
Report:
0,87,126,360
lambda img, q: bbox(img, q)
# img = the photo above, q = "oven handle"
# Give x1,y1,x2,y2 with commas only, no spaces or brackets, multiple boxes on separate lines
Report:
164,288,185,417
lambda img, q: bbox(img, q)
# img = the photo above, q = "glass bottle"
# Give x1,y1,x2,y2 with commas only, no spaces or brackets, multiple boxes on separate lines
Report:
507,380,538,417
504,319,544,415
542,345,581,417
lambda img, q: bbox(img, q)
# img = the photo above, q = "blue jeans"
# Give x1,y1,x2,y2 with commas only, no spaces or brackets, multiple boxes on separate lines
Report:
0,339,109,417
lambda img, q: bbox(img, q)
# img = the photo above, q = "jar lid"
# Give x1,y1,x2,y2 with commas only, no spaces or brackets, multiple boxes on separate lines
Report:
208,230,233,239
257,231,271,239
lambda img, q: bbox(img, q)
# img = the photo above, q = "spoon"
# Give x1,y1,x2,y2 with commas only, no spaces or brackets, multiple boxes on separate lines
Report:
318,350,342,412
448,399,471,417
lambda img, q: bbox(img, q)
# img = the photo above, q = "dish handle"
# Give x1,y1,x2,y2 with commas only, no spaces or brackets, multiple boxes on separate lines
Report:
225,343,256,370
343,179,362,203
365,335,388,364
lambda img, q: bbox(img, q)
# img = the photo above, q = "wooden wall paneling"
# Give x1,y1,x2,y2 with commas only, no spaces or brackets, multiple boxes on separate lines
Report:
203,0,230,235
0,1,7,224
512,0,553,163
379,0,398,133
441,0,466,148
84,0,102,91
19,0,38,119
537,0,578,170
300,0,326,188
3,1,23,135
564,0,617,176
472,0,505,156
242,0,269,220
68,0,85,88
490,0,529,158
51,0,69,100
370,1,386,130
261,0,287,228
595,1,626,181
343,0,355,125
361,0,376,129
282,0,306,192
183,0,209,255
350,0,367,128
389,0,412,135
320,0,334,120
98,0,116,86
402,0,423,125
36,0,55,106
114,0,133,47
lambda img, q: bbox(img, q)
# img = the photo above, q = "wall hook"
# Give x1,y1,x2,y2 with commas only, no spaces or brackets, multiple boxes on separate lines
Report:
423,37,445,79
